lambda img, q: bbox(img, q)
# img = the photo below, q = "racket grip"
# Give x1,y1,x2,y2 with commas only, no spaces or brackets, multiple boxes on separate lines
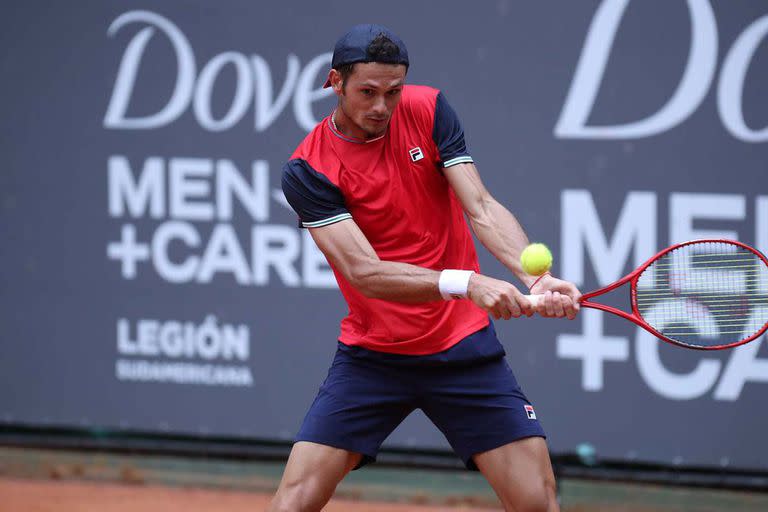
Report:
524,294,541,307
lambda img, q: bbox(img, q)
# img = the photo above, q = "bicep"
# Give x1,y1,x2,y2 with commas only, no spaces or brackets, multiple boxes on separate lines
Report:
308,218,380,283
443,162,494,220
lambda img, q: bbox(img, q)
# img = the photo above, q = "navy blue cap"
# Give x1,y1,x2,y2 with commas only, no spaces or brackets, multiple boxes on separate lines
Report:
323,24,409,88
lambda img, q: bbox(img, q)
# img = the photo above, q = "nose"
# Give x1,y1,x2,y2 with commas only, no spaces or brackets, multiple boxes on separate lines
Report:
371,96,387,116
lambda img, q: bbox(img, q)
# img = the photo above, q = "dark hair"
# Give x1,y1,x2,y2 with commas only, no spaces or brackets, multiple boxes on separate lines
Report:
335,33,407,87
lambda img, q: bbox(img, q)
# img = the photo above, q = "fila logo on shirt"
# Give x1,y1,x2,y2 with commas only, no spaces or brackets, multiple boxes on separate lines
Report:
524,405,536,420
409,147,424,162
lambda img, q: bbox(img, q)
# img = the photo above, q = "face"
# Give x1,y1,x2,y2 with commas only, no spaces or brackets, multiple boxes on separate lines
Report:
330,62,407,139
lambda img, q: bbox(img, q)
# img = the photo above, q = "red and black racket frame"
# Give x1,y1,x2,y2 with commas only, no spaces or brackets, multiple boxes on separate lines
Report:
578,239,768,351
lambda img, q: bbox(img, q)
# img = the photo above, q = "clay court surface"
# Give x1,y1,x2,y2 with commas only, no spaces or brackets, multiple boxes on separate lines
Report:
1,478,492,512
5,476,768,512
2,448,768,512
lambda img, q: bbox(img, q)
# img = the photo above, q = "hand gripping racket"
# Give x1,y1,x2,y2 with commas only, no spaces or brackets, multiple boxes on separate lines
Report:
527,239,768,350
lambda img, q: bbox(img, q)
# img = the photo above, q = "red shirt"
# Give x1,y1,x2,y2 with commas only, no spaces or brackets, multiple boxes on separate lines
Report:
282,85,488,355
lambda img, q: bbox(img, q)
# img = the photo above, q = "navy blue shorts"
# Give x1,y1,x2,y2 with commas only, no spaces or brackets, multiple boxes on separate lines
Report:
295,323,545,470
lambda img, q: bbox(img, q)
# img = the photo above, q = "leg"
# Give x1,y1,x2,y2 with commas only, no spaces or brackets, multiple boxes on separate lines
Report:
417,331,552,511
473,437,558,512
267,441,362,512
271,347,416,510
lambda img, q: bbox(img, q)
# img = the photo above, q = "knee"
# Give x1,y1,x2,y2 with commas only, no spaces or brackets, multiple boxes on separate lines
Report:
269,479,328,512
506,491,551,512
502,475,557,512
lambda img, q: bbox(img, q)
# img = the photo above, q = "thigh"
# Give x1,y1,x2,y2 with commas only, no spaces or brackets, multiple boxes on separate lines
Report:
474,437,559,512
296,349,417,466
420,357,546,469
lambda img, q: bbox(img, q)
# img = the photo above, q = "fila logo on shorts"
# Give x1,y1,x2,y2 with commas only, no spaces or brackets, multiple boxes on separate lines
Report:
524,404,536,420
409,147,424,162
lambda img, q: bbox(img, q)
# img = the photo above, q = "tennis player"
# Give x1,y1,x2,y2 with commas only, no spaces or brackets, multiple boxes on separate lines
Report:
269,24,581,512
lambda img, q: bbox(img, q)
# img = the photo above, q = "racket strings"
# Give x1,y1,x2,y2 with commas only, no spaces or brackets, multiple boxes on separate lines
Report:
637,294,765,304
635,241,768,347
637,290,768,300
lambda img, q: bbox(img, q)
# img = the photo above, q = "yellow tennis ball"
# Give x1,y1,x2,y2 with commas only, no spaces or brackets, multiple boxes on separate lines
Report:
520,243,553,276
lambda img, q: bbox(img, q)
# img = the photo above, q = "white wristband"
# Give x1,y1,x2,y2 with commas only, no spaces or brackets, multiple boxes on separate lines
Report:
438,269,475,300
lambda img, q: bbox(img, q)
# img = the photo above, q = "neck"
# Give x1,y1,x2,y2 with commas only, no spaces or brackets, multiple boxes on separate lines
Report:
332,107,386,142
332,108,364,140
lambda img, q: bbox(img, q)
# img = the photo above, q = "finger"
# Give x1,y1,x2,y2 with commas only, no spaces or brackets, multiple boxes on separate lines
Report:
561,295,576,320
561,283,582,310
482,297,501,319
498,300,513,320
497,291,519,319
563,295,578,320
517,294,534,317
507,296,522,318
562,291,578,319
544,290,555,317
491,296,512,320
552,291,565,317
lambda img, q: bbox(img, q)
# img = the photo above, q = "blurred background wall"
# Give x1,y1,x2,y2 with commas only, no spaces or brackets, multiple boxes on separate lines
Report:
1,0,766,473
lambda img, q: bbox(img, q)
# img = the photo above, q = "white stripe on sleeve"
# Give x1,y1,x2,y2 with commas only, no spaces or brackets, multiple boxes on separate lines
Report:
443,156,474,167
302,213,353,228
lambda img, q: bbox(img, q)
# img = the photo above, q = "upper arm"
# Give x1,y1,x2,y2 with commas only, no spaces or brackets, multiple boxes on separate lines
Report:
430,92,493,219
281,159,352,228
432,91,474,168
444,162,494,221
280,160,379,283
308,219,380,286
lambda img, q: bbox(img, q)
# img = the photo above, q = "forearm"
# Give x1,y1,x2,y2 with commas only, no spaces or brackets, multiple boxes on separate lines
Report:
351,260,443,303
468,197,538,289
351,257,538,320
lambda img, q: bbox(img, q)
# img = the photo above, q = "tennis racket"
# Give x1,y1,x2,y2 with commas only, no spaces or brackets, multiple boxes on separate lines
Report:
527,239,768,350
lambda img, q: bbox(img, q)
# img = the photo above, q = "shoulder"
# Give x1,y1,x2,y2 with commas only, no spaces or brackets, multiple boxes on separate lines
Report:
287,118,342,185
401,84,440,105
394,85,441,134
399,84,440,115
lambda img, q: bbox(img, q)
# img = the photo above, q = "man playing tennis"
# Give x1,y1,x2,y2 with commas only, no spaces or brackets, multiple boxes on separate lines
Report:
270,24,581,512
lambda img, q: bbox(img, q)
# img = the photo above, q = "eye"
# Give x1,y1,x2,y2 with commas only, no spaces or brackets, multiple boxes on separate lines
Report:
387,89,401,96
361,89,374,96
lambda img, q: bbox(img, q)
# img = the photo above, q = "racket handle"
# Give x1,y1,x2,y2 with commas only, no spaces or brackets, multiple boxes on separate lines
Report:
524,294,541,307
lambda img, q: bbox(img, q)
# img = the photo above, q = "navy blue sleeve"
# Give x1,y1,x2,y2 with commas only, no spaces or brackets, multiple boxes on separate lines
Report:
281,159,351,228
432,92,473,168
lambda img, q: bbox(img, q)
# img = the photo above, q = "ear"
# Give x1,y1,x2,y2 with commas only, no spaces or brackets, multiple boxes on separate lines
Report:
328,69,343,95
